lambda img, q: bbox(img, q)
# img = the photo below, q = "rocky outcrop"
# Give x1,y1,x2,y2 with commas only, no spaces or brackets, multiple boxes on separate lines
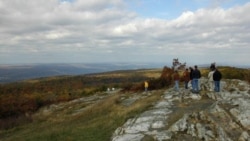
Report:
111,78,250,141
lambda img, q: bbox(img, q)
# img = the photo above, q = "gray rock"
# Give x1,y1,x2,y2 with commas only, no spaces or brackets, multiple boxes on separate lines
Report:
111,79,250,141
238,131,250,141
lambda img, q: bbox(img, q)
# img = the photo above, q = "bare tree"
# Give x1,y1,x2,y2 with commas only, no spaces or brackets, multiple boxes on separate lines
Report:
172,58,186,71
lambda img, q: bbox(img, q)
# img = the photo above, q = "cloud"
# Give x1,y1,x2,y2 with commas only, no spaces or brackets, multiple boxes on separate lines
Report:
0,0,249,65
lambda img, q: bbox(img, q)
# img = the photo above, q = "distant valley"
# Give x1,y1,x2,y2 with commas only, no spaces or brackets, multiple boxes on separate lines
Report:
0,63,165,83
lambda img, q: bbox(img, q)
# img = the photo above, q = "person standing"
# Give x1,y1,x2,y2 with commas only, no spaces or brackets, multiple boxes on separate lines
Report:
213,68,222,92
144,81,149,92
189,67,194,90
192,65,201,93
182,68,190,89
208,68,215,91
173,70,180,91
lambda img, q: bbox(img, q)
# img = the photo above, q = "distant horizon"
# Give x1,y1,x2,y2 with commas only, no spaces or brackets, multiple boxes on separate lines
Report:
0,61,249,84
0,61,249,68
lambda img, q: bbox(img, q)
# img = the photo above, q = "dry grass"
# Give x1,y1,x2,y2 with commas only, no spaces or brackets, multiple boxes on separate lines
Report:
90,73,127,78
23,76,70,83
90,69,162,79
138,69,162,78
0,90,164,141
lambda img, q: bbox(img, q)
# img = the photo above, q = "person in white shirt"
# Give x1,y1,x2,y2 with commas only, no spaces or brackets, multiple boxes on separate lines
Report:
208,68,215,91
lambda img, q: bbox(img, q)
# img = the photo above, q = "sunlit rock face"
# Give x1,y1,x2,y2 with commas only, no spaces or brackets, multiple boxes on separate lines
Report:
112,79,250,141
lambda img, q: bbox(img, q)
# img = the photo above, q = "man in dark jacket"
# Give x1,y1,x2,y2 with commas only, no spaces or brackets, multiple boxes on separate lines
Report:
192,65,201,93
213,68,222,92
189,67,194,90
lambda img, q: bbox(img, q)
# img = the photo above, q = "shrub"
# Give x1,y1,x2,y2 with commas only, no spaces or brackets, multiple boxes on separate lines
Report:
121,66,173,92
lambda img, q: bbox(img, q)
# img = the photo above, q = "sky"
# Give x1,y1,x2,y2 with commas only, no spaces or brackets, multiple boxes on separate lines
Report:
0,0,249,66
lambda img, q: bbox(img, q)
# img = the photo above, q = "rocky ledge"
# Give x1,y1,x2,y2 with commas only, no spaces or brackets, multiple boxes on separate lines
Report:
111,78,250,141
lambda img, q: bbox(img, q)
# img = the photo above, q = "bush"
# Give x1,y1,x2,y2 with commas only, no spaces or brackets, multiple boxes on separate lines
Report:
219,67,249,80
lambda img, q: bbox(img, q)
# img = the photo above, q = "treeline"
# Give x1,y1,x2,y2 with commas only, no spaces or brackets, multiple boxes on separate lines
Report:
202,66,250,83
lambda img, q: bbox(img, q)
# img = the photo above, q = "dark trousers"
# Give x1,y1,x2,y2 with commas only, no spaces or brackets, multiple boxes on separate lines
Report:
184,81,188,89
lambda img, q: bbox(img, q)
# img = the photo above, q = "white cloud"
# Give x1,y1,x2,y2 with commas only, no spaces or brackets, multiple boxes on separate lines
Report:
0,0,249,65
45,31,71,39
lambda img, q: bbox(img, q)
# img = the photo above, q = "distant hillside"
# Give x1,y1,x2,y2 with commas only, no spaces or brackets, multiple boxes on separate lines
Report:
0,66,249,141
0,68,163,129
0,63,165,83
